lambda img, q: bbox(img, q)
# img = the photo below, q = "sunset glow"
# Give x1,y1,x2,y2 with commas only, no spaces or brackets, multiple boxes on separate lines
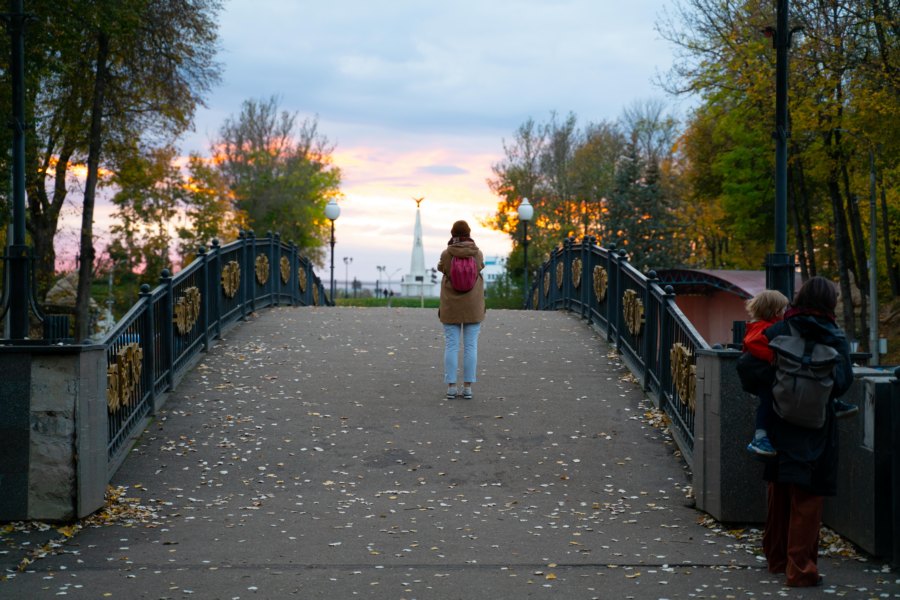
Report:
329,139,511,283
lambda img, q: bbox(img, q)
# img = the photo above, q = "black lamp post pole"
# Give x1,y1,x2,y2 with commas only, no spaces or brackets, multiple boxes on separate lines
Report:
329,221,336,302
867,145,878,364
765,0,795,299
522,220,529,307
5,0,29,339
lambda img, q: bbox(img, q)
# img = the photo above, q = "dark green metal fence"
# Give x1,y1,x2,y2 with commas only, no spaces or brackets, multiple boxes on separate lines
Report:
102,232,329,475
527,236,709,466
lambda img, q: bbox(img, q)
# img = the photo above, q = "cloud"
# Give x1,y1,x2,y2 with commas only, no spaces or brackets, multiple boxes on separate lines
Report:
200,0,673,138
417,165,468,176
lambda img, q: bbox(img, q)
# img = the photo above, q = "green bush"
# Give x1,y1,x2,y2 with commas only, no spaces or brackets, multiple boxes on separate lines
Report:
485,270,526,309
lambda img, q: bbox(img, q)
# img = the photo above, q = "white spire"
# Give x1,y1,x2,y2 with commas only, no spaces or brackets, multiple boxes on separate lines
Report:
402,197,433,297
409,206,425,275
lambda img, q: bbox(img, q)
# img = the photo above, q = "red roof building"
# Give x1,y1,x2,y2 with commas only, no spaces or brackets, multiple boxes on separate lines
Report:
654,269,802,347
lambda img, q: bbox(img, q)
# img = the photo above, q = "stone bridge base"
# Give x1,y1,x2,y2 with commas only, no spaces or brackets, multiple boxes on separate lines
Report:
0,346,107,521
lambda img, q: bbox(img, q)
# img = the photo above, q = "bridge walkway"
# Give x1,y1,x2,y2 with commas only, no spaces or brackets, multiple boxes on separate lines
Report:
2,307,894,598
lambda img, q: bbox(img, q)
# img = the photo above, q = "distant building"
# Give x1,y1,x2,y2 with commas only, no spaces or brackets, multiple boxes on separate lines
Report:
482,256,507,288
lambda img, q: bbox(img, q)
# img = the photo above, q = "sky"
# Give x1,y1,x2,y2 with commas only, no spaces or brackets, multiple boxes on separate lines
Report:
61,0,684,290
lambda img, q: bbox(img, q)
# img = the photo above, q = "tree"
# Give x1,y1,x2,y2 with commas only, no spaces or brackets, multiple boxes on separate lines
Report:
485,117,547,284
676,104,732,268
658,0,900,343
488,106,687,282
211,96,342,264
604,141,680,271
108,145,182,277
0,0,223,340
177,154,247,265
569,121,626,240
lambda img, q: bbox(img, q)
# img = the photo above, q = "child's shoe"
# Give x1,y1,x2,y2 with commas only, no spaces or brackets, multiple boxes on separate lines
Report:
462,386,473,400
833,399,859,419
747,436,777,457
446,387,457,399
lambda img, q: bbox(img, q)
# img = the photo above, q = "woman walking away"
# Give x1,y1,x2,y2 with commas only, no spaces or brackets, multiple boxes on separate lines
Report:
437,220,485,400
757,276,854,587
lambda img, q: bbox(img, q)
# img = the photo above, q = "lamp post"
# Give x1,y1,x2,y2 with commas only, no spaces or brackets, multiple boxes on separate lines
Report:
376,265,386,297
387,268,400,295
324,199,340,302
518,198,534,308
866,144,879,364
834,129,879,364
2,0,29,339
764,0,797,300
343,256,353,298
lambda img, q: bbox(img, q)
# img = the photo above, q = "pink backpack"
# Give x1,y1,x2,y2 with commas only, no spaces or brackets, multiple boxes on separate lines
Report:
449,256,478,292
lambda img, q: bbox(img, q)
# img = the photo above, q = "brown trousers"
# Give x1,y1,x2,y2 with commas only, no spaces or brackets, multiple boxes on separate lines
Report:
763,482,824,586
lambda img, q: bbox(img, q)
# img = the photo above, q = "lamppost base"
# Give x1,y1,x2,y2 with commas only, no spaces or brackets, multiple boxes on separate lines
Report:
765,252,796,299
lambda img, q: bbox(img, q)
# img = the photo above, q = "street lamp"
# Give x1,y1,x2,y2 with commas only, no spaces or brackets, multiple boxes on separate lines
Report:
324,199,340,302
835,129,880,364
376,265,386,297
3,0,30,339
343,256,353,298
386,267,400,299
765,0,798,300
518,197,534,307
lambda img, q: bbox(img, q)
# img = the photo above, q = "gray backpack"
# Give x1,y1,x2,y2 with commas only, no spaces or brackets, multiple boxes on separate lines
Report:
768,324,839,429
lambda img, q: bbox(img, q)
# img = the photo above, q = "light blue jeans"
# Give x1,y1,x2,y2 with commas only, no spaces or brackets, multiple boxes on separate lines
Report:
443,322,481,384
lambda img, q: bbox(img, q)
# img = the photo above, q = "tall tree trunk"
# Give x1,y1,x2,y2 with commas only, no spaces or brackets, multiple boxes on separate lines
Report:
881,176,900,297
793,154,817,278
841,158,870,350
831,180,856,340
788,160,809,281
75,31,109,341
870,0,900,91
826,160,857,340
27,144,75,298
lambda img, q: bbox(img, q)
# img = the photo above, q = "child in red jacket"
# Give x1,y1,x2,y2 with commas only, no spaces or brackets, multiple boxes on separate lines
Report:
740,290,790,457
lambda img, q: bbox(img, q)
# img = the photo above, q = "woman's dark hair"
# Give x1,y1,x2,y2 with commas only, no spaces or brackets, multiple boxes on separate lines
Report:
792,276,838,314
451,220,471,237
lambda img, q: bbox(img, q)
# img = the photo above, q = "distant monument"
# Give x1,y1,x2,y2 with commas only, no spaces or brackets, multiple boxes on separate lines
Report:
401,197,434,297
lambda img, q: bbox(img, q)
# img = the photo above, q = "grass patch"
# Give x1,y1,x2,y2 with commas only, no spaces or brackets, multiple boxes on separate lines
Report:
335,297,440,308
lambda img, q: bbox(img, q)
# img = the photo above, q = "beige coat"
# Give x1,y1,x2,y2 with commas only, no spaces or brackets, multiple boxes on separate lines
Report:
437,241,486,324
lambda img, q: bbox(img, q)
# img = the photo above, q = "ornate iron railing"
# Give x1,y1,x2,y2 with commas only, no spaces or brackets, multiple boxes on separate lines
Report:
101,231,329,475
527,236,709,466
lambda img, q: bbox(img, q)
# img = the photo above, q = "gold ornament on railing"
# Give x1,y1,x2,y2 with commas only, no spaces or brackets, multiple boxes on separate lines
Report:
543,271,550,297
572,258,582,288
298,268,308,293
280,256,291,284
670,343,697,411
622,289,644,336
107,342,143,412
255,254,270,285
556,262,564,289
173,286,201,335
312,284,320,306
222,261,241,298
593,266,608,302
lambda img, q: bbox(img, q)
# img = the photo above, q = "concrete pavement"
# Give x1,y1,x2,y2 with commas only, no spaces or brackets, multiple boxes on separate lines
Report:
1,307,897,599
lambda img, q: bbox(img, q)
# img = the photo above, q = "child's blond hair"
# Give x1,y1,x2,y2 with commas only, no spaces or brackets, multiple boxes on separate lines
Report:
745,289,790,322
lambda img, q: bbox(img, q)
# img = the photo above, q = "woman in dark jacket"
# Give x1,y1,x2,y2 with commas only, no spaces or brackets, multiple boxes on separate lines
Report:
759,276,854,587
